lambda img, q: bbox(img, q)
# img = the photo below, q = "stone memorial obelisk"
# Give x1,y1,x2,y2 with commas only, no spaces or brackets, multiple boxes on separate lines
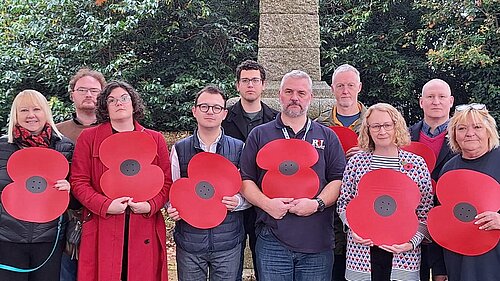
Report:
258,0,334,118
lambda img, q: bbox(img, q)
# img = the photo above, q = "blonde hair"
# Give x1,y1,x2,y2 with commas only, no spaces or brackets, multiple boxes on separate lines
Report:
358,103,410,151
7,90,63,143
448,107,499,154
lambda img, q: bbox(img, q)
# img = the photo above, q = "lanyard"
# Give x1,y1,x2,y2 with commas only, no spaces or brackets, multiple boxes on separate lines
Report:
281,118,312,140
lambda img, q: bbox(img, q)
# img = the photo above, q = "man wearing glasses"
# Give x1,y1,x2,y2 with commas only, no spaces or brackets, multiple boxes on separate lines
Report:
222,60,278,281
56,68,106,281
57,68,106,142
409,78,455,281
167,85,250,281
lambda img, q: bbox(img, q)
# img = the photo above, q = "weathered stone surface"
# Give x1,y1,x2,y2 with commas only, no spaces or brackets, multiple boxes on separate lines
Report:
260,0,318,15
258,48,321,81
261,80,331,98
227,96,336,120
258,14,320,48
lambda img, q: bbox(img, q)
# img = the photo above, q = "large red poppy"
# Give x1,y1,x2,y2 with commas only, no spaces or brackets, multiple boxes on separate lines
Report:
428,169,500,256
402,142,436,173
99,131,164,202
257,139,319,199
346,169,421,245
170,152,241,229
329,126,358,154
1,147,69,223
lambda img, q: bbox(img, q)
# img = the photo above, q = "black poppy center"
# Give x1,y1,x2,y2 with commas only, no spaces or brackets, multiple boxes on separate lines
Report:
279,160,299,176
195,181,215,199
120,159,141,176
374,195,397,217
26,176,47,194
453,202,477,223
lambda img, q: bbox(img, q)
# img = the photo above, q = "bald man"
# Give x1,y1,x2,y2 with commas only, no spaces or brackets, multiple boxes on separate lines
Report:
409,79,456,281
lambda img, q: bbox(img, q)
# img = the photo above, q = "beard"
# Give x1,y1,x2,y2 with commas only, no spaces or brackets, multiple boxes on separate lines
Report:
282,101,308,118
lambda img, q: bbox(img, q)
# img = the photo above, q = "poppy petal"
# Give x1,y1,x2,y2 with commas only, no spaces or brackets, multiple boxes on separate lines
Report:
100,166,165,201
187,152,241,196
99,132,157,167
2,182,69,223
170,179,229,229
257,139,318,169
346,169,421,245
7,147,68,181
329,126,358,154
428,206,500,256
428,169,500,256
402,142,436,173
262,169,319,199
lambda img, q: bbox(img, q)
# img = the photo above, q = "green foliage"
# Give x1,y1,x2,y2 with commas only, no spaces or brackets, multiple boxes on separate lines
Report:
0,0,259,131
320,0,499,123
0,0,497,132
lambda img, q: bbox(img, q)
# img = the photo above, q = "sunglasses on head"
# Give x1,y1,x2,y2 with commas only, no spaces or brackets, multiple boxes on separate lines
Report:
455,103,486,112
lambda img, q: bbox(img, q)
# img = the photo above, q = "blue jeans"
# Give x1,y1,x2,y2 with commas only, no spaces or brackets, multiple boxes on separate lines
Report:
176,244,242,281
60,252,77,281
256,227,333,281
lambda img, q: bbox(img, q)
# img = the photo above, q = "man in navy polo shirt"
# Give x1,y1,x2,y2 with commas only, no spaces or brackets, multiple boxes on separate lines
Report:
240,70,346,281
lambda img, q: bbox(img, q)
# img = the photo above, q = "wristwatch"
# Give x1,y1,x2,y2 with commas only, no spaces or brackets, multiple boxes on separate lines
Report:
314,197,325,212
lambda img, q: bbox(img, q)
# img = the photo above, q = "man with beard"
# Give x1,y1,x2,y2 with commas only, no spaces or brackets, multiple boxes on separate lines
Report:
317,64,367,281
57,68,105,142
409,78,455,281
56,67,106,281
222,60,278,281
240,70,346,281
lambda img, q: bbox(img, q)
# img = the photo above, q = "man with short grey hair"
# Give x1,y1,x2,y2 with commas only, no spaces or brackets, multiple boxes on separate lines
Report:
240,70,346,281
317,64,367,281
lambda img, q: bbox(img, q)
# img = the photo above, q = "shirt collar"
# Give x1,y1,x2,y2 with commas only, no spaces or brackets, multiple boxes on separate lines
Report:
422,120,449,137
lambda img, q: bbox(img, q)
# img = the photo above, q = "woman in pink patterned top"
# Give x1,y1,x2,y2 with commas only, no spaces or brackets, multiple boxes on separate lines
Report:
337,103,434,281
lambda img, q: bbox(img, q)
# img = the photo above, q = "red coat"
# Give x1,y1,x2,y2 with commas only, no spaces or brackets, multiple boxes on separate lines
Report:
71,122,171,281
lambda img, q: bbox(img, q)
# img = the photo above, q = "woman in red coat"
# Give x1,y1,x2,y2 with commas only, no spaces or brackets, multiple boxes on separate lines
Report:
71,81,172,281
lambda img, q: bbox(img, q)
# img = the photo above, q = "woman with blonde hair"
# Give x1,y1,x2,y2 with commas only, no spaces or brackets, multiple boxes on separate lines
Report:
337,103,433,281
437,103,499,281
0,90,73,280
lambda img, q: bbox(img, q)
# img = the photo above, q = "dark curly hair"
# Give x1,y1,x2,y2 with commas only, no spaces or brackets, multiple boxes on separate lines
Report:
236,60,266,82
96,80,145,123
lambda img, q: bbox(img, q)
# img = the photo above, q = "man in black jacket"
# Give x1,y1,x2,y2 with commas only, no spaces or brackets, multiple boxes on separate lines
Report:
409,78,455,281
222,60,278,281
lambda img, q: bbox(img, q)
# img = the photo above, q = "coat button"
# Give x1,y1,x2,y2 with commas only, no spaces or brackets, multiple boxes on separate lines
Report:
144,239,150,244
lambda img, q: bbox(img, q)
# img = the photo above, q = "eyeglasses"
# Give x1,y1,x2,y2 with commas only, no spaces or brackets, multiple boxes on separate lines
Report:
368,122,395,132
75,87,101,95
239,78,262,85
455,103,486,112
107,95,132,106
196,103,225,114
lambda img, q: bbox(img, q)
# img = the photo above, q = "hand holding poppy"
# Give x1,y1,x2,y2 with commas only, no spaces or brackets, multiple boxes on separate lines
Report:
222,195,240,211
107,196,131,215
345,169,421,246
262,197,294,219
289,198,317,216
1,147,70,223
166,205,180,221
350,230,374,246
379,242,413,254
127,198,151,214
99,132,164,202
427,169,500,256
54,179,71,191
475,211,500,231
